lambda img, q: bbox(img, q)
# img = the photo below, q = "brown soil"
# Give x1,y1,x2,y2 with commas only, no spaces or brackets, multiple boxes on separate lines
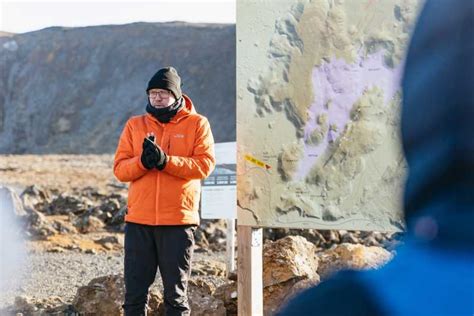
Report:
0,154,119,192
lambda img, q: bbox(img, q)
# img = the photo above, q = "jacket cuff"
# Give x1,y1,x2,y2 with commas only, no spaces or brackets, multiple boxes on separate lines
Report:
137,156,147,171
157,154,168,171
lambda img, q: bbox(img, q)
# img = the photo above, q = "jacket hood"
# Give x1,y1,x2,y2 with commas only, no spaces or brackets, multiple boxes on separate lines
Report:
401,0,473,249
176,94,197,119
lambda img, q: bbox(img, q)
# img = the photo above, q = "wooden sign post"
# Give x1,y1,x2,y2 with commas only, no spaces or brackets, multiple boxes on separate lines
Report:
237,225,263,316
226,218,236,276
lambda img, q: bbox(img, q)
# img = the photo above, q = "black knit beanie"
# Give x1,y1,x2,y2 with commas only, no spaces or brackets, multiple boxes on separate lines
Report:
146,67,182,99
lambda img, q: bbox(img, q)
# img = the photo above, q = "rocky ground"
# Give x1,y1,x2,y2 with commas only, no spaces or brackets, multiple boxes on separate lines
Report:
0,155,403,315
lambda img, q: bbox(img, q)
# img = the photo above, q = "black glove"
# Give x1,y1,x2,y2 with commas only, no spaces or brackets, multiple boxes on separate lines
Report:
153,143,167,171
141,136,158,169
141,136,167,170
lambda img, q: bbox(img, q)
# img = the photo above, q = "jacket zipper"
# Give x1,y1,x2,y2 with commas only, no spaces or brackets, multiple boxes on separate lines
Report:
156,126,165,225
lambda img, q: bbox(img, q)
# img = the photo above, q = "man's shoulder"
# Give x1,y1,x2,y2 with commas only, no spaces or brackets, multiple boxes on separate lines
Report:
188,112,209,123
194,113,212,131
125,114,148,126
177,110,210,129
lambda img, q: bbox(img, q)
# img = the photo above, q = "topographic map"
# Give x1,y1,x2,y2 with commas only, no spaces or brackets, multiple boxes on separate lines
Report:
237,0,422,231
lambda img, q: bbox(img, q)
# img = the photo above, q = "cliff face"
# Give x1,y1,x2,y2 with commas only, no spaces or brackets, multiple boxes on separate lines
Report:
0,22,235,154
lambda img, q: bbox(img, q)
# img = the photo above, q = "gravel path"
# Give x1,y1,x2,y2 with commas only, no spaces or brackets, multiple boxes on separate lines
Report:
0,250,226,309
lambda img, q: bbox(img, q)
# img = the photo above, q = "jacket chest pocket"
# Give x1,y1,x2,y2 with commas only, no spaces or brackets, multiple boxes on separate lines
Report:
167,134,193,157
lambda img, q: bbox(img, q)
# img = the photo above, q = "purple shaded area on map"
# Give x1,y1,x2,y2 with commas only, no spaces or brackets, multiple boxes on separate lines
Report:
295,50,403,180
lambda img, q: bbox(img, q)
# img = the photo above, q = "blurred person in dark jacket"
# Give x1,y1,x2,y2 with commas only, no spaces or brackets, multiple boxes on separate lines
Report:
278,0,473,314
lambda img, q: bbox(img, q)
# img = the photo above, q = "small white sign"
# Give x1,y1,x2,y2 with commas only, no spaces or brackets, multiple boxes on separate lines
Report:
202,186,236,219
201,142,236,219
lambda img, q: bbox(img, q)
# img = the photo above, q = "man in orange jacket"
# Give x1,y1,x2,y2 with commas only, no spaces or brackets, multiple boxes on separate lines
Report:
114,67,215,316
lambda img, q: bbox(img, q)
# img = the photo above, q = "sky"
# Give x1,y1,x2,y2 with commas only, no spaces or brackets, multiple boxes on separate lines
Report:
0,0,235,34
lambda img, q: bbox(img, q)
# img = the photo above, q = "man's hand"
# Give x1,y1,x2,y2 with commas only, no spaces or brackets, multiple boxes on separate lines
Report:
140,135,167,170
141,136,158,169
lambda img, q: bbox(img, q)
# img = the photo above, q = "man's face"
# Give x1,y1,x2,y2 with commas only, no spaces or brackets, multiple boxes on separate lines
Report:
148,89,176,108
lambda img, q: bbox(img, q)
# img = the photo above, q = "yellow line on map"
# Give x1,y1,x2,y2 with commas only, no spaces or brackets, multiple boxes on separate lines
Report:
244,154,271,170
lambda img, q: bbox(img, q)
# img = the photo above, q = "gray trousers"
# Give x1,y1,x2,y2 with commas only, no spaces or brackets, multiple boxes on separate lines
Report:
122,222,196,316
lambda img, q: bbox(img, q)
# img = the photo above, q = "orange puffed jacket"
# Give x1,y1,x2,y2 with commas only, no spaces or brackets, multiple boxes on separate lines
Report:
113,94,215,225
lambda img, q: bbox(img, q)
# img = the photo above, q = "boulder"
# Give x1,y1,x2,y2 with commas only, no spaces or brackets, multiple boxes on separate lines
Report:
340,231,360,244
26,209,57,239
201,219,227,251
108,206,127,226
263,236,319,287
100,197,121,213
192,259,226,277
317,243,394,280
319,230,341,245
265,277,320,315
94,235,124,251
72,215,105,233
214,281,237,316
20,185,52,213
194,228,210,252
47,193,93,215
188,279,226,316
73,274,163,315
262,236,320,315
8,295,72,315
13,295,38,314
95,235,124,246
50,218,78,235
264,228,334,248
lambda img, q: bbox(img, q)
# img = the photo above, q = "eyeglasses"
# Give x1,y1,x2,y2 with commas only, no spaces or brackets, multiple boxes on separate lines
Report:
148,90,171,98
